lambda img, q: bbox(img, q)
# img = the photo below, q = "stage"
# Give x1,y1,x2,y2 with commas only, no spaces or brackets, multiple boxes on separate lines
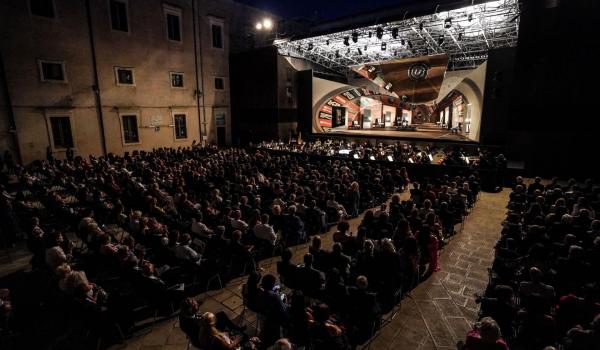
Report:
323,123,474,143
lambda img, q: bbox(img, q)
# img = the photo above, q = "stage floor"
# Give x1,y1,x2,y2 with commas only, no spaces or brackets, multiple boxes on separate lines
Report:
325,125,473,142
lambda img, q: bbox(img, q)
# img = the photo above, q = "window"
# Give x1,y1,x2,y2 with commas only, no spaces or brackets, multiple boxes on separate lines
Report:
174,114,187,139
30,0,55,18
50,117,73,148
170,72,184,88
164,6,182,42
211,23,223,48
39,60,66,82
114,67,134,86
109,0,129,32
214,77,224,90
121,115,139,144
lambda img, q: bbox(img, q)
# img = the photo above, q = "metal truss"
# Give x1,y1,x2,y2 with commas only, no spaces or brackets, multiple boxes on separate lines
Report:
275,0,520,74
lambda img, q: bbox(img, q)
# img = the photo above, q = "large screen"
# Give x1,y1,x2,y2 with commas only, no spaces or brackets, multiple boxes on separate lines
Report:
311,55,487,142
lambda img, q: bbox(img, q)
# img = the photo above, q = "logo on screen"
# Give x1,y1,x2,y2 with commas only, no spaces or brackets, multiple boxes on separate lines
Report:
408,62,429,81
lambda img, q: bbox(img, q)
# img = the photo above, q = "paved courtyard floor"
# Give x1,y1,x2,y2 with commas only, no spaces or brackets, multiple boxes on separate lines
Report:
109,188,509,350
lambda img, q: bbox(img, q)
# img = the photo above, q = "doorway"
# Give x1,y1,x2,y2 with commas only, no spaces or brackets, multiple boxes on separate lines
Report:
217,127,226,147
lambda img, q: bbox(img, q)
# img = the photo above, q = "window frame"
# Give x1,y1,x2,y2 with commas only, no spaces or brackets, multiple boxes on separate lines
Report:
108,0,130,33
46,113,75,151
119,112,141,145
164,5,183,43
209,18,224,49
29,0,57,19
172,112,188,141
169,72,185,89
214,76,225,91
114,66,135,87
38,59,67,83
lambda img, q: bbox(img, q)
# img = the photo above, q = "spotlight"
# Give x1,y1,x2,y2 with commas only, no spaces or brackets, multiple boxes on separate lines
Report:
387,155,394,162
392,28,399,39
262,18,273,29
444,18,452,29
381,42,387,50
419,22,424,31
343,36,350,46
376,27,384,39
369,155,375,161
353,153,359,159
255,22,263,30
385,82,393,90
352,32,358,43
438,35,444,45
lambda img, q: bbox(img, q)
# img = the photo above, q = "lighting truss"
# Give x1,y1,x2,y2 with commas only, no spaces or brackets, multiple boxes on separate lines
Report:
275,0,520,74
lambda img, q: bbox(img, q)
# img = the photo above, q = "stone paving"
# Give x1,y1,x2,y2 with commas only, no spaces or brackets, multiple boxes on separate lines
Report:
107,188,509,350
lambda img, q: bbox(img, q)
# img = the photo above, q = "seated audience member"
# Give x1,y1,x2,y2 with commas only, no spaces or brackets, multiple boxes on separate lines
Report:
175,233,202,264
199,311,260,350
519,267,555,309
348,276,381,345
282,205,306,245
254,213,278,246
276,248,299,289
464,317,509,350
330,243,351,277
308,303,350,350
268,338,292,350
258,274,288,348
478,285,517,340
324,268,349,314
298,253,325,298
565,313,600,350
309,235,330,271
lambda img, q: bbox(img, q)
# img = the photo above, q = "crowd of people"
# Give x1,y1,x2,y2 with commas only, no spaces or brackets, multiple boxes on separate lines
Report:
257,139,506,169
0,144,481,349
473,176,600,350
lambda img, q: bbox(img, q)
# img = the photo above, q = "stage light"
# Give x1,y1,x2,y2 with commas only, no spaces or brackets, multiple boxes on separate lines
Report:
444,18,452,29
419,22,424,31
408,158,414,163
392,28,399,39
387,155,394,162
369,155,376,161
376,27,384,39
381,42,387,50
343,37,350,46
353,153,360,159
263,18,273,29
352,32,358,43
428,154,433,162
385,82,393,90
255,22,263,30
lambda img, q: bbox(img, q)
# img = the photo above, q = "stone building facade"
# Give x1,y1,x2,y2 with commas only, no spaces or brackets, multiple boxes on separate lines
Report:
0,0,274,163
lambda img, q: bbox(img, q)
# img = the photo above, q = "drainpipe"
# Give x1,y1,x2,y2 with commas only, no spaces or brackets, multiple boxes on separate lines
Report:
85,0,107,156
192,0,207,146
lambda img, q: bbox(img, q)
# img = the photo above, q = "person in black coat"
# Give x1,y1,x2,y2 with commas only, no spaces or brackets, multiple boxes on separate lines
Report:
347,276,381,346
276,248,299,289
298,253,325,298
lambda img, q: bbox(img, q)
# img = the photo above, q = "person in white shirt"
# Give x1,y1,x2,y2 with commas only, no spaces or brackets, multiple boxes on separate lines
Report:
191,214,213,238
253,214,278,246
230,210,249,232
175,234,201,263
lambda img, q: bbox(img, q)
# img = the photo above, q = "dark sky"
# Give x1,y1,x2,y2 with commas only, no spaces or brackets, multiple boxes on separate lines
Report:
237,0,412,21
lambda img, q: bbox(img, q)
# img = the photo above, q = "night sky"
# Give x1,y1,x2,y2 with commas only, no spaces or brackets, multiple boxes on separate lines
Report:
237,0,414,21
